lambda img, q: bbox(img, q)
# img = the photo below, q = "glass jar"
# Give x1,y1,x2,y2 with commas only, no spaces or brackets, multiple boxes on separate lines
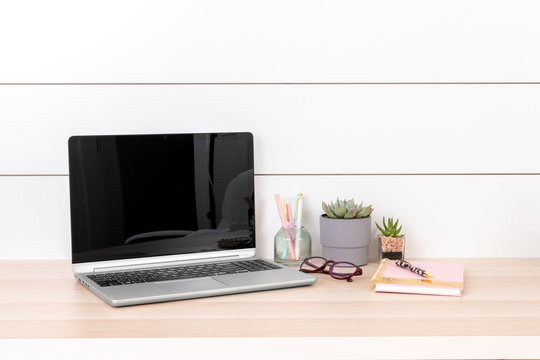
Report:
379,235,405,260
274,226,312,265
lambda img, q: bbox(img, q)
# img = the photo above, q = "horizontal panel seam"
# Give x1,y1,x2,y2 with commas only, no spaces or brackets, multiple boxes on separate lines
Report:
257,173,540,176
1,173,540,177
2,82,540,86
0,174,69,177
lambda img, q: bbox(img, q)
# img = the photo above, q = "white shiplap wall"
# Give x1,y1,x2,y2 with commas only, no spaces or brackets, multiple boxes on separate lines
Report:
1,1,540,259
2,0,540,82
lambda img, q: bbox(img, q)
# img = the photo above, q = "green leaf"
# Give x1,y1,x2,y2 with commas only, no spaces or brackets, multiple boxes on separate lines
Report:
325,209,337,218
321,202,328,212
333,204,347,218
357,206,372,218
321,202,329,214
322,202,336,218
375,222,386,235
344,206,357,218
365,205,373,216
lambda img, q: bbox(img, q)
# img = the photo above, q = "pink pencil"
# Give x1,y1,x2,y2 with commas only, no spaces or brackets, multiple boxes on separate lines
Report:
285,201,296,242
274,194,297,260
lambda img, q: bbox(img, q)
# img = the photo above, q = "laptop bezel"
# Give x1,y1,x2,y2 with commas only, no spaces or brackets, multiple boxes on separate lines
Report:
69,132,257,275
72,248,256,274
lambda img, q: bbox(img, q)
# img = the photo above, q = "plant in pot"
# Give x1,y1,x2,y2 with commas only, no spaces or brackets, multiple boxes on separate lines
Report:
320,198,374,266
375,217,405,260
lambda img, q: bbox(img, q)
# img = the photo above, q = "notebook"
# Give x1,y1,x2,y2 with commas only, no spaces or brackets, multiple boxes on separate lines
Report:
369,258,464,296
68,132,316,307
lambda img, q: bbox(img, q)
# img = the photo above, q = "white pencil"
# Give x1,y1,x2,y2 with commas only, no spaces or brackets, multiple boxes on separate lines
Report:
296,194,303,229
295,194,303,256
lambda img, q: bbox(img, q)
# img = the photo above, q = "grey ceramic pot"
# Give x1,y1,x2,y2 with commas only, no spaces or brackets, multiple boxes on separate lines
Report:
319,215,371,266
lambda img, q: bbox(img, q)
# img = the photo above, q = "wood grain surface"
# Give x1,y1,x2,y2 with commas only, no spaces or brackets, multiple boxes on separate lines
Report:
1,259,539,338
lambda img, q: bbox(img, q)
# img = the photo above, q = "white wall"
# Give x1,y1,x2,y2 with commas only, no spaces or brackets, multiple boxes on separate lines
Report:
1,1,539,259
2,0,540,82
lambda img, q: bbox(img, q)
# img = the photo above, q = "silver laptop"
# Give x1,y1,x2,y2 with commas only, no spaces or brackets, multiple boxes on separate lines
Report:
68,132,316,307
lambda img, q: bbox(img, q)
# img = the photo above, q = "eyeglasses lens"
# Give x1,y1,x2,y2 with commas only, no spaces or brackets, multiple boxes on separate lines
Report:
330,262,357,278
300,257,327,271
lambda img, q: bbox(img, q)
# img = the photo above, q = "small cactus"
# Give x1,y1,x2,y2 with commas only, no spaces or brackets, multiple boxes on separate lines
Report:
322,198,373,219
376,217,405,237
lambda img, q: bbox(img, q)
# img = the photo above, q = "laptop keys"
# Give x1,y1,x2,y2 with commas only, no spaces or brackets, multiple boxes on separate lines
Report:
86,259,281,287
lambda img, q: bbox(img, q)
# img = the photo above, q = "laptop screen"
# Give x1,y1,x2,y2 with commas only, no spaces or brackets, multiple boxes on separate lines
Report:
68,133,255,264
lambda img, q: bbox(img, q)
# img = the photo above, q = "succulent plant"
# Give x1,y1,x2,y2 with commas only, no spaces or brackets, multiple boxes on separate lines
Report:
321,198,373,219
376,217,405,237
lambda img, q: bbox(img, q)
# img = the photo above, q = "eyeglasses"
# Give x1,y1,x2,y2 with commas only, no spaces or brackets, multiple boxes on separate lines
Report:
299,256,363,282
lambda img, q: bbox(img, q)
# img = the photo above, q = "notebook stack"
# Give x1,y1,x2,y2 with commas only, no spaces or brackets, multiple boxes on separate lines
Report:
370,258,464,296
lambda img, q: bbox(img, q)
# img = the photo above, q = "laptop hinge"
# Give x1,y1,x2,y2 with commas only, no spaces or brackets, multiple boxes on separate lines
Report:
92,254,244,273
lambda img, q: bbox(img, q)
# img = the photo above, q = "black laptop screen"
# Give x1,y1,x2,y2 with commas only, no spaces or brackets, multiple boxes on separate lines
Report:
68,133,255,264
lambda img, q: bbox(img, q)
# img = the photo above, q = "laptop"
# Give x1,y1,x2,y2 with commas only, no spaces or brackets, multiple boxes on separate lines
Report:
68,132,316,307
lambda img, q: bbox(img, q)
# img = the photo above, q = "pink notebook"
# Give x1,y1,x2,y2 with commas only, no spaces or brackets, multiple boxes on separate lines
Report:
369,258,464,296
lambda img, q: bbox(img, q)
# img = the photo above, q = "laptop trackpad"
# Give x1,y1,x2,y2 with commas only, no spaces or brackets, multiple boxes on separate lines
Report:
157,278,227,293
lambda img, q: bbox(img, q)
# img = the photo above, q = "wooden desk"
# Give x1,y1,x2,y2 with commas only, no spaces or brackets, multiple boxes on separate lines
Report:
1,258,540,359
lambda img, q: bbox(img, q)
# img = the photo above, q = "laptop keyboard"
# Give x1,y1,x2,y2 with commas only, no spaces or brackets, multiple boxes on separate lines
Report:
86,259,281,287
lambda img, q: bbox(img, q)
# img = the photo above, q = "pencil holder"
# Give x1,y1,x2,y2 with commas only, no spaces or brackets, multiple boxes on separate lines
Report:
274,226,312,266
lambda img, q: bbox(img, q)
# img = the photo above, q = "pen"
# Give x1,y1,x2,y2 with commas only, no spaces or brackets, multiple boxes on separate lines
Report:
296,194,303,229
285,201,296,243
294,194,303,257
395,260,432,278
294,194,300,224
281,205,289,260
274,194,297,261
286,200,297,256
281,200,291,259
